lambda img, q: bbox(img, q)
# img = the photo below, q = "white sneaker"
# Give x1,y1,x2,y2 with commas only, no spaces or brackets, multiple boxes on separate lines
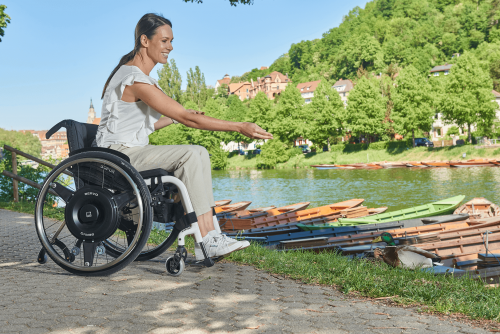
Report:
219,234,250,251
194,234,215,261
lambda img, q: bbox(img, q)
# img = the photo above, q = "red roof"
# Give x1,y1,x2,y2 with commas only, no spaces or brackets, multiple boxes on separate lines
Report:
297,80,321,93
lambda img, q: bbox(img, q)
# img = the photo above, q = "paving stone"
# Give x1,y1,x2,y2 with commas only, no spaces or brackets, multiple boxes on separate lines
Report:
0,209,493,334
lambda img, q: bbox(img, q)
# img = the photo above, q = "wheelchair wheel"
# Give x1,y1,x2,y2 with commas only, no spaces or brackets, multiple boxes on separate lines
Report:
103,216,179,261
35,151,153,276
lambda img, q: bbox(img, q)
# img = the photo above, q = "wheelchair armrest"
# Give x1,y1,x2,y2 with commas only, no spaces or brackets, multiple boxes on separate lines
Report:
69,147,131,163
139,168,174,180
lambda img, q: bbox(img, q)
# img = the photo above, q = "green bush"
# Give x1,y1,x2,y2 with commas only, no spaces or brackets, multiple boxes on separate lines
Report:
257,139,289,168
327,141,410,152
447,126,460,136
287,147,303,159
209,146,228,170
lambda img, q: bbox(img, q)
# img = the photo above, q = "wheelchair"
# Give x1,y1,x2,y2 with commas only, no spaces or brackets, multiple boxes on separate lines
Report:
35,120,221,276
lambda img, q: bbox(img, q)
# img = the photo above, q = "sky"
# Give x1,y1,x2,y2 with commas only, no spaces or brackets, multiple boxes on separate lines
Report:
0,0,369,131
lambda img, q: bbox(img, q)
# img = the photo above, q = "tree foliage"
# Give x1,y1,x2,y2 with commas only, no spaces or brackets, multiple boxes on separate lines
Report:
157,59,183,103
306,80,344,148
0,5,10,42
344,77,387,141
184,66,208,109
392,65,434,146
440,52,498,142
0,129,42,157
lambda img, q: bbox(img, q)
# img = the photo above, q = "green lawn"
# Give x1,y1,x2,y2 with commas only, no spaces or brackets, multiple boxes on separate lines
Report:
227,146,500,169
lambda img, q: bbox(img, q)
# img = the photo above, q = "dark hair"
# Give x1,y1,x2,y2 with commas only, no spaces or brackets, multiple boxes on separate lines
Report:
101,13,172,98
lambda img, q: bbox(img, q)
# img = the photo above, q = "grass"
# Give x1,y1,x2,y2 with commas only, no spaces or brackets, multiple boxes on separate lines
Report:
227,242,500,322
227,145,500,170
3,202,500,322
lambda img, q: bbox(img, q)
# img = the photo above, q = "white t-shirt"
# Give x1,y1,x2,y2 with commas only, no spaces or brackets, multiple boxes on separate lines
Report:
96,65,176,148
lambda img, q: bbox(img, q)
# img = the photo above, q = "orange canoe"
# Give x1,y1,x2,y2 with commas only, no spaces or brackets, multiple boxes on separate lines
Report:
422,161,451,167
214,201,252,214
251,198,364,228
215,199,232,207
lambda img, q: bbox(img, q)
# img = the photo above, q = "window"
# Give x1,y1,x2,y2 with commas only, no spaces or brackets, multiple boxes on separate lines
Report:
277,85,279,90
343,93,346,97
433,72,439,76
247,95,249,99
246,89,248,93
301,88,303,91
307,87,309,90
444,70,449,75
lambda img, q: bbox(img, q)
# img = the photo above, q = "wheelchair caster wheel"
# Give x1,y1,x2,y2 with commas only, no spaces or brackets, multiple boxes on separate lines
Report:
37,249,48,264
165,256,185,276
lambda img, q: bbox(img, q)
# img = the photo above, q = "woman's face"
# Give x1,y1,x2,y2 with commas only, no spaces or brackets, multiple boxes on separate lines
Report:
144,24,173,64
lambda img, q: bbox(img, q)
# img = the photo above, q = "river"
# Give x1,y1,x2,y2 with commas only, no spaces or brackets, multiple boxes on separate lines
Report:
212,167,500,211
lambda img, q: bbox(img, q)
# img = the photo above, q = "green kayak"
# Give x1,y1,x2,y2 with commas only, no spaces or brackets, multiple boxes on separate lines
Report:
297,195,465,231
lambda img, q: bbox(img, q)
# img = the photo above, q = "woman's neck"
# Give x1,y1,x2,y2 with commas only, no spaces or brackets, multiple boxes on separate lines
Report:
126,51,156,76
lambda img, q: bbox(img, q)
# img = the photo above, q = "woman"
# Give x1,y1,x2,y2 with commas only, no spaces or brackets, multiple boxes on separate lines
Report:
96,13,272,260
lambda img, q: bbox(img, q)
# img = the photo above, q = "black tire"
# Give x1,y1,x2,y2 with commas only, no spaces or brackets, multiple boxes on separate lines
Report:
35,151,153,276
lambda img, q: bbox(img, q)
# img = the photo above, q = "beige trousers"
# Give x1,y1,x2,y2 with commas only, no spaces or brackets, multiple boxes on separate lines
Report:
109,144,215,216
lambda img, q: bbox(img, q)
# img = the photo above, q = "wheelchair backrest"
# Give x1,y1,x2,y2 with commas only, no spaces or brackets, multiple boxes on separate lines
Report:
46,120,98,153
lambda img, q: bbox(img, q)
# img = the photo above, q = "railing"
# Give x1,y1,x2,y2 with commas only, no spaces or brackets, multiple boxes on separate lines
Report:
477,138,499,146
1,145,63,202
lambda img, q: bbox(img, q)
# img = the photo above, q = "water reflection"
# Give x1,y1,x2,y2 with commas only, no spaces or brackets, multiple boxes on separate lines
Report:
212,167,500,212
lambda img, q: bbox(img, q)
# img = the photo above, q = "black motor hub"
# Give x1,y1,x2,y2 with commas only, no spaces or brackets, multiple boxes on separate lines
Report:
65,185,120,242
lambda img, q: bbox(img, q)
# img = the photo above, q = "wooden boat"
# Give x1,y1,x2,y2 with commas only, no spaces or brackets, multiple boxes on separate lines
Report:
224,206,387,236
251,199,365,228
217,206,276,219
310,164,337,169
214,201,252,214
379,162,407,168
450,161,495,167
218,202,310,232
453,197,500,219
421,161,451,167
263,214,469,247
406,161,428,167
294,217,500,262
334,164,356,169
215,199,232,207
298,195,465,230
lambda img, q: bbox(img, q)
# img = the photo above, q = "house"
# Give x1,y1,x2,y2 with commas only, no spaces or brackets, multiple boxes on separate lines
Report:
332,79,354,105
296,80,321,104
429,64,453,77
248,71,291,100
215,74,231,90
228,82,253,101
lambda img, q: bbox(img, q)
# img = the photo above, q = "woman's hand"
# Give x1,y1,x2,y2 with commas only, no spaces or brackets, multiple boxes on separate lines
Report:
238,122,273,140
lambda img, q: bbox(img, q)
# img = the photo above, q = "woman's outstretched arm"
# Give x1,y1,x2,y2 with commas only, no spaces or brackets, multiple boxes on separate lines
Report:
127,82,273,140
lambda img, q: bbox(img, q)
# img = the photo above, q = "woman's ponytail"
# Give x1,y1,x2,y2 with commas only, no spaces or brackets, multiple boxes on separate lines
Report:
101,14,172,99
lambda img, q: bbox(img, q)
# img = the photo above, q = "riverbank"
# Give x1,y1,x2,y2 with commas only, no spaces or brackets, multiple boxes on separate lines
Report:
227,145,500,169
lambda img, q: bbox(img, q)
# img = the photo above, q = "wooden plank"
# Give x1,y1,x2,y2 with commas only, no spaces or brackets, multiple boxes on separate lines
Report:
12,151,18,202
2,170,58,197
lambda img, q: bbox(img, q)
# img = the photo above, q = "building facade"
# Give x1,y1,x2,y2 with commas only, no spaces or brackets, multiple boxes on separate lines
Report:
297,80,321,103
215,74,231,91
332,79,354,105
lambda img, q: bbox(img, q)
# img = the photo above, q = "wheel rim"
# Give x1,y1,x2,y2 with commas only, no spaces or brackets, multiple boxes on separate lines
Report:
35,157,144,272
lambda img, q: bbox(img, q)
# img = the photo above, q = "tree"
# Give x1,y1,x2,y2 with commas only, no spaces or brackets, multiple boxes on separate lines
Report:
183,0,253,5
157,59,183,103
248,92,273,130
440,52,498,143
272,84,307,146
0,129,42,157
0,5,10,42
184,66,208,109
392,65,434,147
306,80,344,148
344,77,387,142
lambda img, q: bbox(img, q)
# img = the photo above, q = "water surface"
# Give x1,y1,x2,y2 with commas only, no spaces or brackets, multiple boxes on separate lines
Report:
212,167,500,211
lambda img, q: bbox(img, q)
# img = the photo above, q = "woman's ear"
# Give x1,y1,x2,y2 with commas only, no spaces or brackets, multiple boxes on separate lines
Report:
140,34,149,47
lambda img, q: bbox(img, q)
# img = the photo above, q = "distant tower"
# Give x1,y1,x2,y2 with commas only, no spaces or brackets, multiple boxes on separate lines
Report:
87,99,96,124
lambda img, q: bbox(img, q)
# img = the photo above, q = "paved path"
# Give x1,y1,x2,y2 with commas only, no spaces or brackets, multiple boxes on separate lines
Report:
0,209,492,334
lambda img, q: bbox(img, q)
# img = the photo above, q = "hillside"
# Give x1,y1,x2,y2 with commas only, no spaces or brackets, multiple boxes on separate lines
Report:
244,0,500,90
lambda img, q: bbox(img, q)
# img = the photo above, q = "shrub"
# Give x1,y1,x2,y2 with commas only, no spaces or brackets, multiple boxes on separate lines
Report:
447,126,460,136
287,147,303,159
257,139,289,168
209,146,228,170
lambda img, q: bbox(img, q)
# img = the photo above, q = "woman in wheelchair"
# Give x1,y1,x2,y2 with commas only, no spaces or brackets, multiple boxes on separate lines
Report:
97,15,272,259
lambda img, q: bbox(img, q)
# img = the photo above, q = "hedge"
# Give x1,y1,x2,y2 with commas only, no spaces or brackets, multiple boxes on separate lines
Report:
329,140,411,152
